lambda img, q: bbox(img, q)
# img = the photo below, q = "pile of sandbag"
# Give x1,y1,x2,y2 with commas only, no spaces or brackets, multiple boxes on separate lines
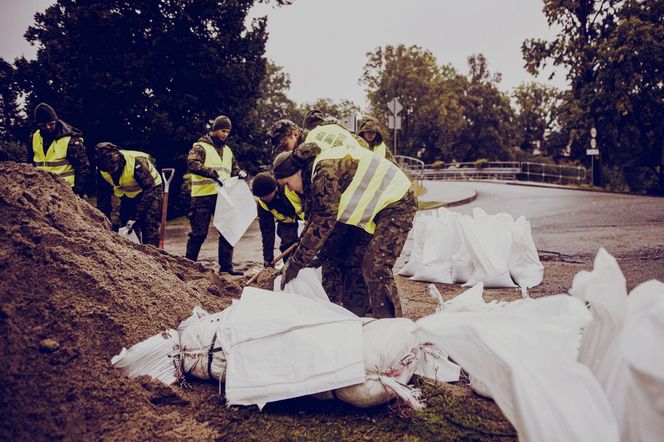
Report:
399,207,543,294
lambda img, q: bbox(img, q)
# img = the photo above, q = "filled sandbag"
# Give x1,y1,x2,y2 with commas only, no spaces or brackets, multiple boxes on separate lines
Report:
398,213,427,277
111,329,182,385
508,216,544,294
274,267,330,304
179,309,231,382
410,212,457,284
177,305,210,333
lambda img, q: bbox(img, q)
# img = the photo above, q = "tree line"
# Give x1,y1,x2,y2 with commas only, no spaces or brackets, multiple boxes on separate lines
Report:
1,0,662,198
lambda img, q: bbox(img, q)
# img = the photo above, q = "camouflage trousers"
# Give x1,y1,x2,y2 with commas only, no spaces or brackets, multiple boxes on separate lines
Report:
318,223,372,317
362,188,418,318
119,188,163,247
185,195,234,270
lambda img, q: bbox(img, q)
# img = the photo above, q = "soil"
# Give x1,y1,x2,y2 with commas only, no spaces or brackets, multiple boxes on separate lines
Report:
0,162,644,441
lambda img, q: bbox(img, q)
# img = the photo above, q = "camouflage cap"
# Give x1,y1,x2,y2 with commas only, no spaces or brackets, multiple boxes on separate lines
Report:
95,142,122,172
302,109,325,130
357,116,382,136
267,119,297,147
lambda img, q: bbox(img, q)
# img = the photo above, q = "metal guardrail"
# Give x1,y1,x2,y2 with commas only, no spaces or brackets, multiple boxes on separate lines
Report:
396,158,588,186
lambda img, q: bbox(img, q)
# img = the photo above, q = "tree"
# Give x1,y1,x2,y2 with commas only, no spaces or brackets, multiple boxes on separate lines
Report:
304,98,360,122
523,0,664,192
512,82,561,154
4,0,292,208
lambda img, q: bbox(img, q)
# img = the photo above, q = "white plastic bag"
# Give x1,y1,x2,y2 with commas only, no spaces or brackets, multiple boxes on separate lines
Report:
179,310,231,381
508,216,544,293
111,329,181,385
213,177,257,246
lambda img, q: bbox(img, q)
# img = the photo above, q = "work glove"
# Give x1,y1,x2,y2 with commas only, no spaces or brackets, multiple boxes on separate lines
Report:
263,260,274,268
214,177,224,187
238,170,248,180
306,257,322,268
279,262,300,290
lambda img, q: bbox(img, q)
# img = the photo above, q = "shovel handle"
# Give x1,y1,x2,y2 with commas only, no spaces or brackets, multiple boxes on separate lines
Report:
158,168,175,248
244,242,299,287
161,168,175,193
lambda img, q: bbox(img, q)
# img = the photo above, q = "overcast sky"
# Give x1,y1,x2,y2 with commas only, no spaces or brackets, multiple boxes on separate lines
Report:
1,0,567,109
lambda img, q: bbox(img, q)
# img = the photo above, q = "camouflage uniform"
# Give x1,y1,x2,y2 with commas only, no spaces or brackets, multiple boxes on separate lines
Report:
257,188,300,264
31,120,91,196
285,144,417,318
96,155,163,246
357,116,396,163
185,133,241,270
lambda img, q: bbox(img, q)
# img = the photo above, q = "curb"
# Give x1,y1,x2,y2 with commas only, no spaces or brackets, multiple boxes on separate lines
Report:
418,190,478,211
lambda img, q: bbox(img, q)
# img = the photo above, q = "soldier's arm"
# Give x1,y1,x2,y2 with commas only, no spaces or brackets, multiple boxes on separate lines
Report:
186,145,218,179
67,137,91,196
96,173,113,221
288,160,340,270
384,147,397,164
257,203,276,263
134,157,162,226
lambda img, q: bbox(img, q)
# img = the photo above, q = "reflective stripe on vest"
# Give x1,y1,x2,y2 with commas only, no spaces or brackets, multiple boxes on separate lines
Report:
32,131,75,187
312,146,411,234
283,187,305,220
256,198,298,223
304,124,364,152
100,150,162,198
373,142,387,158
190,142,233,197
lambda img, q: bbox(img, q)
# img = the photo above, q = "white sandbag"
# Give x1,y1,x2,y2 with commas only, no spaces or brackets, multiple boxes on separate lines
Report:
410,214,457,284
570,248,664,441
416,294,619,442
274,267,330,304
111,329,182,385
334,318,426,409
508,216,544,293
461,211,516,288
179,309,231,381
221,287,364,408
213,177,257,247
177,305,210,332
398,213,427,277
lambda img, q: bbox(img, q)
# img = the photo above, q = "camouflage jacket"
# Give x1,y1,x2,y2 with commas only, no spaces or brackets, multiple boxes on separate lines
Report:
257,188,299,262
187,133,241,180
30,120,91,196
96,156,161,222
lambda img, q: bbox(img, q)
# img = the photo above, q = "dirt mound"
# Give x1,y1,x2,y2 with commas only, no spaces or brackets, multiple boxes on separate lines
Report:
0,163,239,440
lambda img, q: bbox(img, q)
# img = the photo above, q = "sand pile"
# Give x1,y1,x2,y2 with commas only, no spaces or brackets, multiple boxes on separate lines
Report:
0,162,240,440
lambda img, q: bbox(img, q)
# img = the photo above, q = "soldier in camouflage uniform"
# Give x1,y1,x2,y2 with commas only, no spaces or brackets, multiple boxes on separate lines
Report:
357,116,396,162
251,172,301,267
30,103,91,196
95,142,163,246
267,119,304,157
273,143,417,318
185,115,246,275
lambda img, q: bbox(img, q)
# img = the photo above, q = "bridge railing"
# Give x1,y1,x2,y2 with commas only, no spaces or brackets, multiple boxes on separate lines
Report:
396,159,588,186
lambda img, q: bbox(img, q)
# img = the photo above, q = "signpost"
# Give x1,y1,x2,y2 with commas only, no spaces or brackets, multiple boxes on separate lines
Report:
387,98,402,157
587,127,599,186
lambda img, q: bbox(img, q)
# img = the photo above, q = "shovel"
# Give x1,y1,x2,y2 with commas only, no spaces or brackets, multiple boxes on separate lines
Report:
244,242,298,287
158,168,175,249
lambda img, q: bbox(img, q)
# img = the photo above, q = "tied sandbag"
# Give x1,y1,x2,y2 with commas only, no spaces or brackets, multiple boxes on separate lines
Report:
333,318,426,409
411,210,458,284
179,309,231,382
416,285,619,442
570,248,664,441
213,177,257,247
177,305,210,333
111,329,182,385
397,213,427,277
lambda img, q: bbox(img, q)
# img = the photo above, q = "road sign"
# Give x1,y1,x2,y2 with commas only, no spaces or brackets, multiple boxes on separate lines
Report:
587,148,599,155
590,139,597,149
590,127,597,138
388,115,402,130
388,98,403,115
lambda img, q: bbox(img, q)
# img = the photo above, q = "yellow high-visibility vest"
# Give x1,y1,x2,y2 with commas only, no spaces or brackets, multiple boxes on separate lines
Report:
100,150,162,198
256,197,302,224
190,142,233,197
284,187,305,220
312,146,411,234
32,131,75,187
304,124,363,152
373,142,388,158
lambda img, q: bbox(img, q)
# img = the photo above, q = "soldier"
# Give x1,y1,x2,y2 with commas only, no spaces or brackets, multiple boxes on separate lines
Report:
357,116,395,162
251,172,303,267
273,143,418,319
95,142,163,246
31,103,90,196
267,119,303,157
185,115,246,275
300,109,370,151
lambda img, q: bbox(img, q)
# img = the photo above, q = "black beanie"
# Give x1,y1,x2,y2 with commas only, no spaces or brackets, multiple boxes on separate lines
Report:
34,103,58,124
212,115,232,131
251,172,277,197
302,109,325,130
273,151,301,179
